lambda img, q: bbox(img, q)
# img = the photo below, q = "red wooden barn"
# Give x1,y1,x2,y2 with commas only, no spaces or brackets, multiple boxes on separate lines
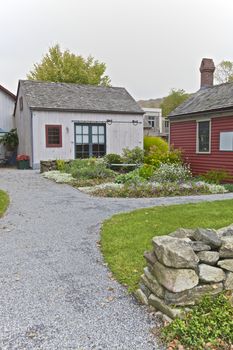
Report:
169,58,233,179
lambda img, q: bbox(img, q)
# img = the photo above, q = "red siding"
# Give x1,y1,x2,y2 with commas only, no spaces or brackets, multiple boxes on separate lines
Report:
170,116,233,178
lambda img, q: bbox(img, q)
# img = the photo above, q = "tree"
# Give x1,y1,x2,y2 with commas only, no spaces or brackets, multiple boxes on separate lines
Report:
215,60,233,84
160,89,190,117
27,44,111,86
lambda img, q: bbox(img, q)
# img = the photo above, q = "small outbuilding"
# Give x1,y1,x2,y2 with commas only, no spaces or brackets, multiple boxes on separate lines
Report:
169,58,233,178
14,80,144,169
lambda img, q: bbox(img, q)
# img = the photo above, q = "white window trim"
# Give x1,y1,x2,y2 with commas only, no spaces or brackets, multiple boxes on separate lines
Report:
220,131,233,151
196,119,211,154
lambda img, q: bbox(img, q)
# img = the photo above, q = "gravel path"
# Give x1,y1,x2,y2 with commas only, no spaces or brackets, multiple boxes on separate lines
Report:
0,169,233,350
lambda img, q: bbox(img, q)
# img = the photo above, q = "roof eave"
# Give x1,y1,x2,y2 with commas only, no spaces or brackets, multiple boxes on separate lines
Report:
168,106,233,120
30,107,144,115
0,85,16,100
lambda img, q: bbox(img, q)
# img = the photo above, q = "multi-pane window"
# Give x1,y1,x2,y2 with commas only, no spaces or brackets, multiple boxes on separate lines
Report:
75,124,106,158
197,120,210,153
148,116,155,128
45,125,62,147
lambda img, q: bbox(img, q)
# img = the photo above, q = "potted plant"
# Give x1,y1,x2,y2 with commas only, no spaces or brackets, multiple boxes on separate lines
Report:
16,155,30,169
0,128,19,151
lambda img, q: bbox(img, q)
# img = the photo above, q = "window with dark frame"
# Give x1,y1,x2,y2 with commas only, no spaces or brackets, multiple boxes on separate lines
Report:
197,121,210,153
75,124,106,158
45,125,62,147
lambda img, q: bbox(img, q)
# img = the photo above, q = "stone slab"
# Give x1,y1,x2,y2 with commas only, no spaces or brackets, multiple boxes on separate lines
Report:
197,251,219,265
152,236,199,269
152,259,199,293
217,259,233,272
148,294,184,319
193,228,222,248
199,264,226,283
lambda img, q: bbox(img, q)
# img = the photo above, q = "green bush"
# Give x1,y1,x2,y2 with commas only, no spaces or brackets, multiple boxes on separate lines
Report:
104,153,123,166
144,136,168,153
115,169,143,184
224,183,233,192
161,293,233,349
56,159,66,171
201,169,231,184
138,164,154,179
144,146,182,168
67,158,115,180
122,147,144,164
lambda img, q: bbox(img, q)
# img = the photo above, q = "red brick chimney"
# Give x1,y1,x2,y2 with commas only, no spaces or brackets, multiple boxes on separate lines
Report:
200,58,215,88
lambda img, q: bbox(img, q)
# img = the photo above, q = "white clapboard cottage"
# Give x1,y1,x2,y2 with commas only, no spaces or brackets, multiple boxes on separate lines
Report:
0,84,16,158
14,80,144,169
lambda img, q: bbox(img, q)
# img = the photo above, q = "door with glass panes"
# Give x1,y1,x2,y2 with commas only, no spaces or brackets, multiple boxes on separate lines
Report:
75,124,106,158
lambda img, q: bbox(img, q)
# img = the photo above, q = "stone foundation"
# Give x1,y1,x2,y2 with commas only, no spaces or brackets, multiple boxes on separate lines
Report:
40,160,72,173
136,225,233,319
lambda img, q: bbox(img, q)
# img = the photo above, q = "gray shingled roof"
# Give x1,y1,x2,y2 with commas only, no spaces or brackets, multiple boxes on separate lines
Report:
169,82,233,117
20,80,143,115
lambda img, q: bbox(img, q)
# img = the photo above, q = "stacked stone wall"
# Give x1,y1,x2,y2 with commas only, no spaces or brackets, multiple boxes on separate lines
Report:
136,225,233,319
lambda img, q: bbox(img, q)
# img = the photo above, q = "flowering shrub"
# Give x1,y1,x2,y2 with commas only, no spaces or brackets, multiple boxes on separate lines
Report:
16,154,29,161
144,146,182,168
152,163,192,183
43,171,75,183
122,147,144,164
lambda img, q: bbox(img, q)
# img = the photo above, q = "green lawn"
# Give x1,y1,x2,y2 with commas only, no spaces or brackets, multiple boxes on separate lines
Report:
0,190,9,217
101,199,233,292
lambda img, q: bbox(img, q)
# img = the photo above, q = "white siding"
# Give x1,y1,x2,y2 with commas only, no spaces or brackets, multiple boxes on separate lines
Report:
0,90,15,131
32,111,143,168
14,87,33,165
0,89,15,157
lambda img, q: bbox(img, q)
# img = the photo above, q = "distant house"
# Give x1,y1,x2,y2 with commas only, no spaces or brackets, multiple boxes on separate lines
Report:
0,84,16,158
143,108,169,140
14,80,144,169
169,58,233,178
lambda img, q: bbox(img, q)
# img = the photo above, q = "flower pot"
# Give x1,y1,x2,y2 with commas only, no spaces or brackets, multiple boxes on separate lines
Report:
17,159,30,170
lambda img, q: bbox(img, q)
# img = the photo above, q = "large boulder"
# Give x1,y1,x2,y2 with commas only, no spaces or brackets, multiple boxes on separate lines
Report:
199,264,226,283
152,259,199,293
217,259,233,272
219,237,233,258
193,228,222,248
164,283,223,306
197,251,219,265
152,236,199,269
141,267,165,298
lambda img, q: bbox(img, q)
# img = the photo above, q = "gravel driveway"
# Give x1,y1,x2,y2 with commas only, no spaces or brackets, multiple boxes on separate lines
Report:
1,169,233,350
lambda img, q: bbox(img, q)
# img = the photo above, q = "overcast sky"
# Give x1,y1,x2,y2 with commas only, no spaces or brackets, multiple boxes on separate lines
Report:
0,0,232,100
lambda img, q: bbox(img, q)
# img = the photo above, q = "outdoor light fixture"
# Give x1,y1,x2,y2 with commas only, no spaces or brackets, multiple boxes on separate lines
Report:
106,119,113,125
132,120,139,126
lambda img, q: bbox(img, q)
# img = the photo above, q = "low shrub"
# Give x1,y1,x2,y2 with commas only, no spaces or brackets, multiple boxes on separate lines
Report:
138,164,154,179
201,169,231,184
144,136,168,153
122,147,144,164
161,293,233,350
69,159,115,180
152,163,192,183
144,146,182,168
56,159,66,171
224,183,233,192
104,153,123,166
115,169,143,184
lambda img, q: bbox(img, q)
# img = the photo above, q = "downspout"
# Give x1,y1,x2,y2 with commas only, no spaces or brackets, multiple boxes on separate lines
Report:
30,110,34,169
